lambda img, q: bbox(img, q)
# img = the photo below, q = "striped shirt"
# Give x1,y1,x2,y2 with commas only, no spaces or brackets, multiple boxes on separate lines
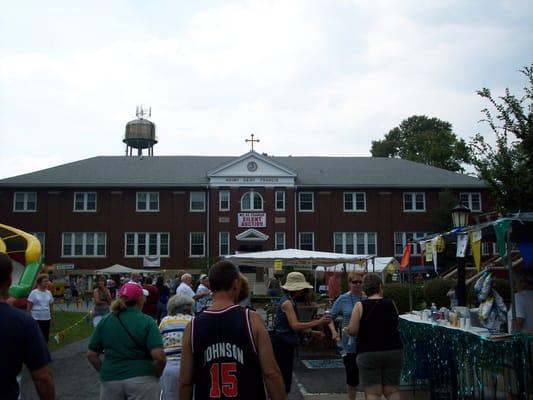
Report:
159,313,192,361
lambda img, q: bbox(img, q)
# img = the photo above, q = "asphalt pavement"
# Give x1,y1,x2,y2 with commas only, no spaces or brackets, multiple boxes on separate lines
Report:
19,337,354,400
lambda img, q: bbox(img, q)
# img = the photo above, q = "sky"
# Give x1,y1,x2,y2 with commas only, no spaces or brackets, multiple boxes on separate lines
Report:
1,0,532,179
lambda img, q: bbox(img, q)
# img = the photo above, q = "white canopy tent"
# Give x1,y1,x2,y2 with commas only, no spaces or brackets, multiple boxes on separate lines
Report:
223,248,371,268
95,264,162,275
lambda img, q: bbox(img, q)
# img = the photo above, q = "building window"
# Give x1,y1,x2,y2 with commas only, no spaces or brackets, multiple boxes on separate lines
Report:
241,191,263,211
460,192,482,212
403,192,425,212
343,192,366,212
219,191,230,211
62,232,106,257
190,232,206,257
482,242,491,256
73,192,97,212
13,192,37,212
299,232,314,250
136,192,159,212
125,233,169,257
190,192,206,212
32,232,46,256
394,232,429,256
219,232,230,255
299,192,314,212
334,232,376,255
275,191,285,211
275,232,286,250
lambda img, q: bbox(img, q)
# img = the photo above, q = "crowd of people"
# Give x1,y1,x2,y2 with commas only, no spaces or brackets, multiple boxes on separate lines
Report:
13,252,531,399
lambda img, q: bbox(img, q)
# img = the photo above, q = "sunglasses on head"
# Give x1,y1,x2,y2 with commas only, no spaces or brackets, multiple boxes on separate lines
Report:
350,280,362,284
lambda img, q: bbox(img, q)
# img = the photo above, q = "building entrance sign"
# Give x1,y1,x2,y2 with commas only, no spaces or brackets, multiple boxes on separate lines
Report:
238,212,266,228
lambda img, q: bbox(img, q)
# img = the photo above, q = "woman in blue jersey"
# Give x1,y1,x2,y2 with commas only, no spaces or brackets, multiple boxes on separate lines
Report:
329,271,365,400
159,294,194,400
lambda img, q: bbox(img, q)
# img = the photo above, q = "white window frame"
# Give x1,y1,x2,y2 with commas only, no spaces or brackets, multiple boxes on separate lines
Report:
190,232,206,257
299,232,314,250
73,192,97,212
275,232,286,250
219,232,230,256
32,232,46,256
275,191,286,211
460,192,482,212
136,192,159,212
298,192,314,212
124,232,170,257
13,192,37,212
482,242,491,256
219,191,230,211
403,192,426,212
343,192,366,212
190,192,206,212
240,191,264,211
394,232,429,256
62,232,107,258
334,232,377,255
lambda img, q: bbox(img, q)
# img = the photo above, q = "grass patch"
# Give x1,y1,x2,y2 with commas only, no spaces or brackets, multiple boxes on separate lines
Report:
49,311,94,352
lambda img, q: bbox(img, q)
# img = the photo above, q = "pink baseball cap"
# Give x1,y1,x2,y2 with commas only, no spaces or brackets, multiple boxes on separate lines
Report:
119,282,149,301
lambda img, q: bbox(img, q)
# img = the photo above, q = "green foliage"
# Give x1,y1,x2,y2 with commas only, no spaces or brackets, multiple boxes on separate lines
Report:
469,63,533,213
422,279,456,309
383,283,425,314
371,115,470,172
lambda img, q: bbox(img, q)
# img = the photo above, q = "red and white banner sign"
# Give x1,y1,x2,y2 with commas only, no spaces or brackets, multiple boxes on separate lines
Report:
238,213,266,228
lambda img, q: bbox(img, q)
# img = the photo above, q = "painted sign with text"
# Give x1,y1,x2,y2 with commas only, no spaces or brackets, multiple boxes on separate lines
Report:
238,213,266,228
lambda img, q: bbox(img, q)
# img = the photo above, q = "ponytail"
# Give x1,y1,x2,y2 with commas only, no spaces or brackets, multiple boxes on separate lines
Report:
111,296,136,314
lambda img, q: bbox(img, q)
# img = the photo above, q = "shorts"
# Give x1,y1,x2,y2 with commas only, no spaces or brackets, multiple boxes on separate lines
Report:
342,353,359,387
100,375,160,400
356,349,403,387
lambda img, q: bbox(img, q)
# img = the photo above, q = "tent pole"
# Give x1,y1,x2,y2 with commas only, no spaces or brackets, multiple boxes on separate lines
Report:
506,227,517,332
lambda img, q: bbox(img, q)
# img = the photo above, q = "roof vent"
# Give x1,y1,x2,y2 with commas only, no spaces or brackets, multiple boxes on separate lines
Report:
123,106,157,156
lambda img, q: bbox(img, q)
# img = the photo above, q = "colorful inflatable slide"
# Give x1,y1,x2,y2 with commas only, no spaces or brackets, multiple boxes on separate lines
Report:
0,223,42,299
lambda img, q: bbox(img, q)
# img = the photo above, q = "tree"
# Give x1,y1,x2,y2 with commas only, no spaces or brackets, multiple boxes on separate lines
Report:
469,64,533,213
371,115,470,172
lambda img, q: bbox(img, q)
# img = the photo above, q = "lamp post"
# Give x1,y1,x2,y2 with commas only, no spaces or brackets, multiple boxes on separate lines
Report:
451,204,471,306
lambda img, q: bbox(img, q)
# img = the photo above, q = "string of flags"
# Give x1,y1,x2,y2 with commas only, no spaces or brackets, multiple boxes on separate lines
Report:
398,213,533,272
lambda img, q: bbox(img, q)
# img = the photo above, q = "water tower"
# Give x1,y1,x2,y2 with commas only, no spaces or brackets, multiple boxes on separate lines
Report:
123,106,157,156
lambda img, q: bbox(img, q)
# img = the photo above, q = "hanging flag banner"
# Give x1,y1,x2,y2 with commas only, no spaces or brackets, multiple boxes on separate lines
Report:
274,259,283,271
494,219,512,259
400,243,412,271
431,237,439,272
425,241,433,262
419,241,426,267
469,230,482,272
518,240,533,270
456,234,468,258
435,236,445,253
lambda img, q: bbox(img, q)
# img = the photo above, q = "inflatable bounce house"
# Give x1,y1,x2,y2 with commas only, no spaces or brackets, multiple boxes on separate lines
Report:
0,223,42,299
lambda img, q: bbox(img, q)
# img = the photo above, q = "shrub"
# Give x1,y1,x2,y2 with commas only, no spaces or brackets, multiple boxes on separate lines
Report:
423,278,456,309
383,283,425,314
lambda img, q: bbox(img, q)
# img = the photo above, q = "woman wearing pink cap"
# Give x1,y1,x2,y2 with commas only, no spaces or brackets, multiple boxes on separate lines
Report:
87,282,166,400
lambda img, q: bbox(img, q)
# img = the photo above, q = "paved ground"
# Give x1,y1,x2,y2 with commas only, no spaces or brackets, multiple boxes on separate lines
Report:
20,338,354,400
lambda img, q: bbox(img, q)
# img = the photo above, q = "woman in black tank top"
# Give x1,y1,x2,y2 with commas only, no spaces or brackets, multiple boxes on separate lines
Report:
347,273,403,400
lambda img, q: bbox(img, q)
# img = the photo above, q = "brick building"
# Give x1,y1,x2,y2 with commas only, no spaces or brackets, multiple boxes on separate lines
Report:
0,150,491,275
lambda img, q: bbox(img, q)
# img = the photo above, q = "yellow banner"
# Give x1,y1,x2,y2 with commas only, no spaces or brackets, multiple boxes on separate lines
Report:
274,259,283,271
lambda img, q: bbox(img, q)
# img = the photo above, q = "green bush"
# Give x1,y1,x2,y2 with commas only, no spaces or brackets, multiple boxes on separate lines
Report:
383,283,425,314
423,278,456,309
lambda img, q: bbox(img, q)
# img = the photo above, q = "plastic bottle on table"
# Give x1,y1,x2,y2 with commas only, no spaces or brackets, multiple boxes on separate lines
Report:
430,303,438,321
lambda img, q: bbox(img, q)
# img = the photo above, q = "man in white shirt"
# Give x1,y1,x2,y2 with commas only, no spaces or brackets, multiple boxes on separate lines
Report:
175,274,195,298
514,274,533,332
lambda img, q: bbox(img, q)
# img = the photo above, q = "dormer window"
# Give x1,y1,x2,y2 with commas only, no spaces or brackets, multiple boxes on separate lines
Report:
241,191,263,211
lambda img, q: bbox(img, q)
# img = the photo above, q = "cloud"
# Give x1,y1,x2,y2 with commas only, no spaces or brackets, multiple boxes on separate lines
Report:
0,0,532,178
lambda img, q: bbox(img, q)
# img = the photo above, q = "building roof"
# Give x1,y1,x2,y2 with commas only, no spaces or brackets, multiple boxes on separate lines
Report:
0,155,487,189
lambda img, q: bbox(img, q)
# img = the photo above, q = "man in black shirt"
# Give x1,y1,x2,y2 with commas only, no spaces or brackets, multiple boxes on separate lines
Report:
0,252,55,400
179,261,286,400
